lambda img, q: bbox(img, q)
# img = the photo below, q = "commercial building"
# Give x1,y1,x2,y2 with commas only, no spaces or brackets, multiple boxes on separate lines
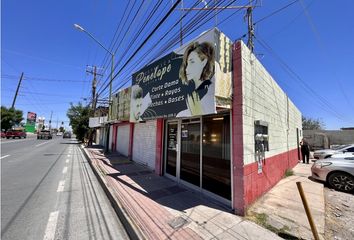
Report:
95,28,302,215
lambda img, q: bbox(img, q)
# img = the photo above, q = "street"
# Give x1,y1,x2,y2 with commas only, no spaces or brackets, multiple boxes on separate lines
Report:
1,135,129,240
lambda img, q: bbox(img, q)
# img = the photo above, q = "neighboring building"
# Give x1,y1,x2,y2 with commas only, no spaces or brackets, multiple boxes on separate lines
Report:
304,129,354,149
103,28,302,215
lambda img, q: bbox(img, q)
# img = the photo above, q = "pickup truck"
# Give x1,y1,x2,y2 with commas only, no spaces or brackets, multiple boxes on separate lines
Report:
37,130,52,140
6,129,27,139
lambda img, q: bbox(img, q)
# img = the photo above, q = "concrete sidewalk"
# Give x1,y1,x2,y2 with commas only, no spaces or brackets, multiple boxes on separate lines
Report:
247,162,325,239
82,145,282,240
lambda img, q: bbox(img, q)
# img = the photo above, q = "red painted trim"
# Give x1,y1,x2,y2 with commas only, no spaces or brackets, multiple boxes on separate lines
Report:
128,123,134,160
155,119,164,176
231,41,245,215
243,148,299,208
112,125,118,152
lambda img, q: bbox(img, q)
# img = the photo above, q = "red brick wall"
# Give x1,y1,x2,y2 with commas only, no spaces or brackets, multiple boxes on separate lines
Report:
155,119,164,176
243,148,299,207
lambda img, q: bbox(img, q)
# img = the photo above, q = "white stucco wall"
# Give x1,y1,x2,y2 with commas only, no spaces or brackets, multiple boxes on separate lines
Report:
117,125,130,157
132,120,157,170
240,42,302,165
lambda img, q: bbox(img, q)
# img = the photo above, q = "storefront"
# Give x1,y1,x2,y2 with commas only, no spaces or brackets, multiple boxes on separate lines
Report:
164,112,231,203
106,28,302,215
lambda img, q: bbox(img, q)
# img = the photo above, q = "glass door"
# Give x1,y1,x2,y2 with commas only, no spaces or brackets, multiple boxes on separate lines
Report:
180,121,201,187
165,122,178,177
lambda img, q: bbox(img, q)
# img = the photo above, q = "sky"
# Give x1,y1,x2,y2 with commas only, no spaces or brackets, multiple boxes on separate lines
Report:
2,0,354,130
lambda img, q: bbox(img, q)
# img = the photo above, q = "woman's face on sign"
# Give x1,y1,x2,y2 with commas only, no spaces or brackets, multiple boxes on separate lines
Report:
132,98,142,121
186,51,207,82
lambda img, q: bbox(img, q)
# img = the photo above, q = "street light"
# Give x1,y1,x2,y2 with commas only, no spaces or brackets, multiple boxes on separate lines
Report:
73,23,114,118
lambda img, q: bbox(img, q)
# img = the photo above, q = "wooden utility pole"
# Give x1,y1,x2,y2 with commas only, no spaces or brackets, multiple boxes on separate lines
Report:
11,72,24,108
86,66,103,113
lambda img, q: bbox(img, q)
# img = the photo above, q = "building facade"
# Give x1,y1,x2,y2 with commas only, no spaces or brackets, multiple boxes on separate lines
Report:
101,29,302,215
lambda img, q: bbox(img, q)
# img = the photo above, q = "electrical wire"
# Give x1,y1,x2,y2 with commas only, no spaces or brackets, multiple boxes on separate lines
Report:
102,0,242,99
254,35,354,124
97,0,182,97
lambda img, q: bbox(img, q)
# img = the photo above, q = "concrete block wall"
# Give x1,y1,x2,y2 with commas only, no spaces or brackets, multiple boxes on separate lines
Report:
132,120,157,170
232,41,302,213
304,129,354,147
240,41,302,165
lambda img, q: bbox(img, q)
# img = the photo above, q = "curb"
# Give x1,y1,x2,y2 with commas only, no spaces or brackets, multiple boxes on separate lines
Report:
80,146,145,240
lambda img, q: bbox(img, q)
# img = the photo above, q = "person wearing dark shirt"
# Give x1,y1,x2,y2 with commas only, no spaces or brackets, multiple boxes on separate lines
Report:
300,138,310,164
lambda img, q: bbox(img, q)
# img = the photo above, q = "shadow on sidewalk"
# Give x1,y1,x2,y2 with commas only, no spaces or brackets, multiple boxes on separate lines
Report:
91,147,232,214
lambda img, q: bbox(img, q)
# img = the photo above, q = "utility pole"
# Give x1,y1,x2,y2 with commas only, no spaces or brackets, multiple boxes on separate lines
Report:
246,0,255,53
179,1,259,50
49,111,53,130
86,66,103,114
86,66,103,146
11,72,24,109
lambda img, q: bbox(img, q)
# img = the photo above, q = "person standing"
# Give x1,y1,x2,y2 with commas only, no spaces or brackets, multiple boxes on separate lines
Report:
300,138,310,164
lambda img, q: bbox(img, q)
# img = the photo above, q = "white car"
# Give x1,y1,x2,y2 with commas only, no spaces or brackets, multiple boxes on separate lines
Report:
56,132,63,136
311,156,354,192
330,152,354,158
313,144,354,159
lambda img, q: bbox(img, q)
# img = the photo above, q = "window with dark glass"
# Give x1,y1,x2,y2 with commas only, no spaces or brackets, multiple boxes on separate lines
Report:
180,122,200,187
202,114,231,200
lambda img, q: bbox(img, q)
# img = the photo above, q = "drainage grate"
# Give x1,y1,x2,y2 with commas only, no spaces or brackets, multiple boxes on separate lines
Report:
168,216,188,229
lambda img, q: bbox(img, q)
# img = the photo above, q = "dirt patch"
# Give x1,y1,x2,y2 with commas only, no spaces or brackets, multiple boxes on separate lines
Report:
324,188,354,239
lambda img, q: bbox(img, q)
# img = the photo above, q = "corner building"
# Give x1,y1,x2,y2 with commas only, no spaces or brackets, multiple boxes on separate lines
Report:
108,29,302,215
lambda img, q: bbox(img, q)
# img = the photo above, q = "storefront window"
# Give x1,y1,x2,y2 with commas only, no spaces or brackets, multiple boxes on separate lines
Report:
166,123,177,176
180,122,200,187
202,114,231,200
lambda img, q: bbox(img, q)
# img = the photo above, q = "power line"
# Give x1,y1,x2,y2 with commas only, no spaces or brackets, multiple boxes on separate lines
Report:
254,35,354,124
254,0,299,25
2,74,89,83
298,0,354,111
104,0,243,99
97,0,182,97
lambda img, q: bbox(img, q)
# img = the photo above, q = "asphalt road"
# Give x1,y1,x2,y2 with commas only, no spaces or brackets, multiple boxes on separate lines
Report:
1,135,129,240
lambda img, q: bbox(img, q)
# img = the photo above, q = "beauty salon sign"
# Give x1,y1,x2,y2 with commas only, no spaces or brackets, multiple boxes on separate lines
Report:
130,28,232,122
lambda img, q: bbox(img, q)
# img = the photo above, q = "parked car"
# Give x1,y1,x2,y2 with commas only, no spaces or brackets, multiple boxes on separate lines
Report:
63,132,71,139
330,152,354,158
37,130,52,140
6,128,27,139
311,156,354,193
313,144,354,159
1,129,6,138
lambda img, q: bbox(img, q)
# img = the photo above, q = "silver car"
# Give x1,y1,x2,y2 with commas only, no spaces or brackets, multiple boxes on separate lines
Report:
313,144,354,159
311,157,354,192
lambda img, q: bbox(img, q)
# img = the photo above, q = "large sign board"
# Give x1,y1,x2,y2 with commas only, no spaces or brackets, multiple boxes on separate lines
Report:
26,111,37,124
110,87,131,121
130,28,232,122
117,87,131,121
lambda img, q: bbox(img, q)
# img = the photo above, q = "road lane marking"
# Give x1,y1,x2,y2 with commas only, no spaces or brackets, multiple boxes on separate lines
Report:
0,155,10,159
62,167,68,174
35,141,50,147
65,159,69,163
0,139,29,144
67,155,71,157
43,211,59,240
57,181,65,192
